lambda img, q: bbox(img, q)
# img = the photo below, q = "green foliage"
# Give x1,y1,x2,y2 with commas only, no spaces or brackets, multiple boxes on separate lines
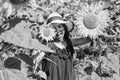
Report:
0,0,120,80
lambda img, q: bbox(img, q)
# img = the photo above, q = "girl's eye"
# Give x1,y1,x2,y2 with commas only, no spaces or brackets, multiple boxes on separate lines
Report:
50,25,55,28
58,24,63,28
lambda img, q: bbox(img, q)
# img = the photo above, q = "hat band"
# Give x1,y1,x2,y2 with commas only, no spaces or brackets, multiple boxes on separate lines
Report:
47,16,64,24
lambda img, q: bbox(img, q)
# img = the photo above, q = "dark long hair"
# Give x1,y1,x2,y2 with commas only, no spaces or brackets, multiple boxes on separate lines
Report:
62,24,74,57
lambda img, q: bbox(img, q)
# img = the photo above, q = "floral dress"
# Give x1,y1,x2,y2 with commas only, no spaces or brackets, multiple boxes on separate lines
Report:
42,42,75,80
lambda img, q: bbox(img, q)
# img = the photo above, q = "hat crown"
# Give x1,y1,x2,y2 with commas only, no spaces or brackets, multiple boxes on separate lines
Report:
47,12,67,24
46,12,74,32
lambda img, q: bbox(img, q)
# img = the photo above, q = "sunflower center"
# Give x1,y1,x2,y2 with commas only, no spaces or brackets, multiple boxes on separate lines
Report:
83,14,98,29
43,28,51,37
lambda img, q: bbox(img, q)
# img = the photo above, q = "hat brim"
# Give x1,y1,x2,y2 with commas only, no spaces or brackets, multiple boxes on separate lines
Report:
50,20,69,24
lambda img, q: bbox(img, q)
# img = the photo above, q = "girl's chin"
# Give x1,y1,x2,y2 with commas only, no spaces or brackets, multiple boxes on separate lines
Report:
58,37,63,41
57,39,63,42
55,38,63,42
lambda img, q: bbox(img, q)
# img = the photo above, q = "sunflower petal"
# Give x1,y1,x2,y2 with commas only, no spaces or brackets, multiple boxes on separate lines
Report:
6,3,13,17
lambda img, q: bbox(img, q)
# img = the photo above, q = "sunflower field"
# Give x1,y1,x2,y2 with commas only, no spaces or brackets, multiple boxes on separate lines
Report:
0,0,120,80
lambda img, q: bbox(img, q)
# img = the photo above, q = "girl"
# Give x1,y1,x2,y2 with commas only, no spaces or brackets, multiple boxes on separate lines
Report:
42,12,75,80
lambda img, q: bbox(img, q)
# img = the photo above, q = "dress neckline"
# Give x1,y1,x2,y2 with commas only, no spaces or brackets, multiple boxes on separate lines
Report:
54,42,65,49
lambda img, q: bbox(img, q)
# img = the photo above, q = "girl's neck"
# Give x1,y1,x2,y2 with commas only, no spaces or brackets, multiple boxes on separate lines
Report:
54,42,65,49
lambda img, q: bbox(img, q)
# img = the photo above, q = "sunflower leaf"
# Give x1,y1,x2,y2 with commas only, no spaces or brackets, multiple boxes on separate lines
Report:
38,70,47,79
113,74,120,80
100,55,119,74
34,51,45,72
107,53,119,74
91,72,101,80
36,52,45,63
0,20,54,52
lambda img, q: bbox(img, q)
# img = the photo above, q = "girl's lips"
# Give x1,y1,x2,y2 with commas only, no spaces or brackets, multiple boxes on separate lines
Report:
58,30,63,35
57,32,63,41
58,32,63,37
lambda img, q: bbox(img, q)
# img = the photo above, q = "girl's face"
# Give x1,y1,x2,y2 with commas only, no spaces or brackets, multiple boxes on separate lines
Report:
51,23,65,41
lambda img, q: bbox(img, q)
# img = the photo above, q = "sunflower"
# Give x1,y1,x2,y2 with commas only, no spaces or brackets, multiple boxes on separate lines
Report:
39,25,56,42
2,0,37,17
75,1,110,39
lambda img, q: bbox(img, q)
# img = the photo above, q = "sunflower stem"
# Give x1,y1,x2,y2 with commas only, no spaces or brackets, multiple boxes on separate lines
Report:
98,39,102,57
97,38,103,80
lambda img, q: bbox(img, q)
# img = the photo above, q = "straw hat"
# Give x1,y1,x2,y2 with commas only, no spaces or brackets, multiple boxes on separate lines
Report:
47,12,74,32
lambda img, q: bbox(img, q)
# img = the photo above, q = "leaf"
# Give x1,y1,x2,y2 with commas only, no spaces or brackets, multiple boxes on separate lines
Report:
1,69,28,80
30,0,38,9
113,74,120,80
91,72,101,80
100,56,118,73
34,51,45,72
0,20,54,53
44,57,57,66
107,53,119,74
36,52,45,63
38,70,47,79
116,0,120,4
31,39,55,53
88,60,99,69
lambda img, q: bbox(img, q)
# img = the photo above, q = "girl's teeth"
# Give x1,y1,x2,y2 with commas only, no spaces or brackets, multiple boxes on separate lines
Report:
59,32,62,34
